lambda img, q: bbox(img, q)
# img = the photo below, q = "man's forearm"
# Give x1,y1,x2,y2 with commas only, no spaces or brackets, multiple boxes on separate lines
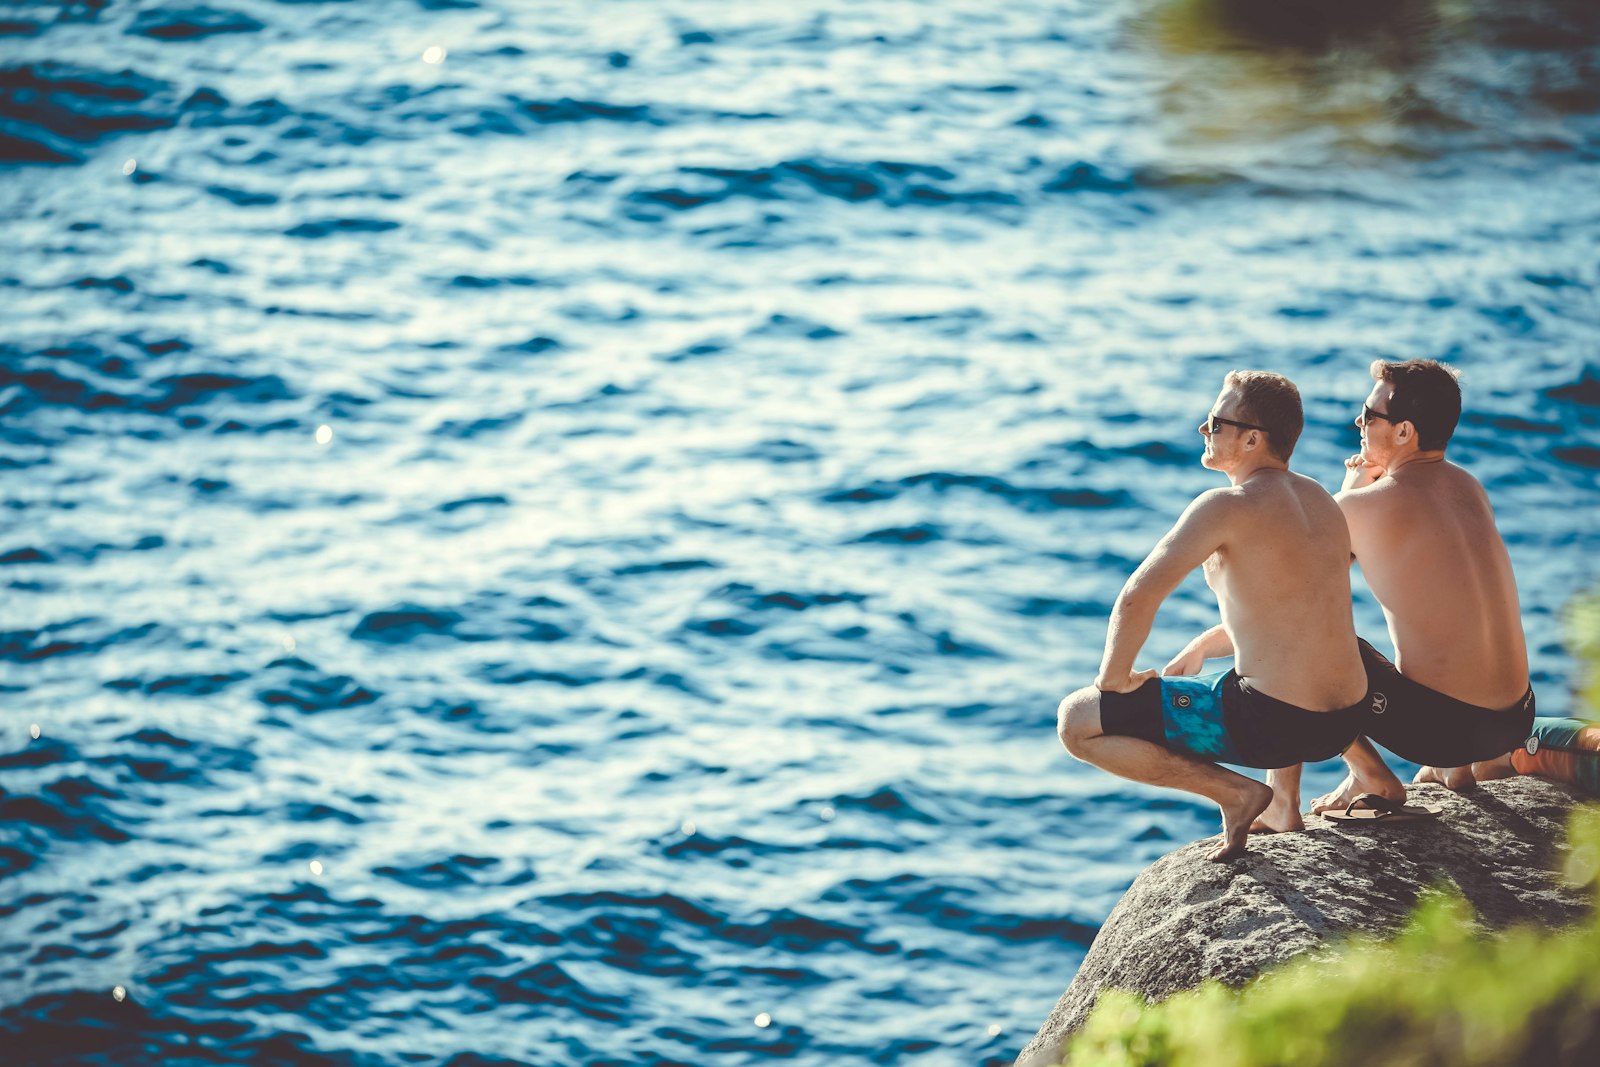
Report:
1096,590,1159,685
1189,623,1233,660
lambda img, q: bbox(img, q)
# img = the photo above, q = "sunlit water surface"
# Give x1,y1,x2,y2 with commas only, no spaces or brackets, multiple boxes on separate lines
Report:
3,1,1600,1064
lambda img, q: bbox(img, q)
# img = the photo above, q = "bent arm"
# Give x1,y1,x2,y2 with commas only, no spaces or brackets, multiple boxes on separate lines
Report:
1161,622,1234,677
1096,493,1231,691
1184,623,1234,660
1335,486,1384,565
1340,453,1385,494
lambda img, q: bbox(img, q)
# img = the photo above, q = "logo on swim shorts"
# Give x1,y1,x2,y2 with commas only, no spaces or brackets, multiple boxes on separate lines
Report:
1173,694,1192,709
1370,691,1387,715
1526,736,1539,756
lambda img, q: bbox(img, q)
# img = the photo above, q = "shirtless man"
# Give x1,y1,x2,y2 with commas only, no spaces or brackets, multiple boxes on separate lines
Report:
1305,359,1535,812
1057,371,1371,861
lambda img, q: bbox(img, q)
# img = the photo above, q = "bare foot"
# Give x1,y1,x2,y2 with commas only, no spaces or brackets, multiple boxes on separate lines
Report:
1414,764,1477,791
1208,780,1273,862
1250,792,1305,834
1309,770,1406,814
1470,754,1517,782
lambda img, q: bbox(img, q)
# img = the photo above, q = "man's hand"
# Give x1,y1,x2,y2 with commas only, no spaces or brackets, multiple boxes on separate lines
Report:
1341,453,1386,492
1162,645,1205,677
1094,667,1159,694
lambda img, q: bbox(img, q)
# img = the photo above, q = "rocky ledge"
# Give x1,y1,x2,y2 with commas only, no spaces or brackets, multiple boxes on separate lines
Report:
1017,777,1591,1067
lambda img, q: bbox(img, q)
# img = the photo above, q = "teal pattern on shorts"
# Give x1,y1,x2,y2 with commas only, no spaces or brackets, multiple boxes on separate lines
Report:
1528,717,1600,795
1161,669,1248,765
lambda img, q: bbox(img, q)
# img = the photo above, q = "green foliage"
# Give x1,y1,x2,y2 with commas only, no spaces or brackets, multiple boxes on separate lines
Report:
1059,807,1600,1067
1566,592,1600,721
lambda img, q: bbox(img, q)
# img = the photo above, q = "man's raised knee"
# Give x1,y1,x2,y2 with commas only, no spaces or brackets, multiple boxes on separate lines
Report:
1056,686,1100,759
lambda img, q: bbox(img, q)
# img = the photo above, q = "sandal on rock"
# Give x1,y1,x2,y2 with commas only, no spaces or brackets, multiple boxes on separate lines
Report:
1320,792,1442,823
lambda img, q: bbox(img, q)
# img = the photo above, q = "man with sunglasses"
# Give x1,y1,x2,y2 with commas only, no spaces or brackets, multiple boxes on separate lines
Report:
1303,358,1535,813
1057,372,1372,861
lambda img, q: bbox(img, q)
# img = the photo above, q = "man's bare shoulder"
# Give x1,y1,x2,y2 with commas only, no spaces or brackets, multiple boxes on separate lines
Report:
1334,479,1411,545
1184,484,1247,515
1168,485,1246,534
1438,458,1492,500
1336,474,1405,514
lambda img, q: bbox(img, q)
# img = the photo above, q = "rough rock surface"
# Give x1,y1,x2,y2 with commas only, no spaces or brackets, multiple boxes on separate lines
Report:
1017,778,1590,1067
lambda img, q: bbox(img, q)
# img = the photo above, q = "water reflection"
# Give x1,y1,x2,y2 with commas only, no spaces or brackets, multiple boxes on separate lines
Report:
1133,0,1600,163
1159,0,1438,53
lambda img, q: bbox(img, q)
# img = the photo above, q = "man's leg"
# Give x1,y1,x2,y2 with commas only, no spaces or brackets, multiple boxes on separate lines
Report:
1309,737,1407,813
1470,753,1517,782
1057,687,1271,862
1413,763,1478,790
1253,765,1304,833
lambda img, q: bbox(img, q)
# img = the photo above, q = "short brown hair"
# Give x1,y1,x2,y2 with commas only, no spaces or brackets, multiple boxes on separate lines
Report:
1371,359,1461,451
1224,370,1303,461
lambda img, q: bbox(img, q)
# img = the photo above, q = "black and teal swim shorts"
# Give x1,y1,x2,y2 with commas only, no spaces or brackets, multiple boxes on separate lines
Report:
1098,668,1367,769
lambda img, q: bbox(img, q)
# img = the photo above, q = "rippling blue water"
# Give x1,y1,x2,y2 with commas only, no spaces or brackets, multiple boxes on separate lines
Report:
3,1,1599,1064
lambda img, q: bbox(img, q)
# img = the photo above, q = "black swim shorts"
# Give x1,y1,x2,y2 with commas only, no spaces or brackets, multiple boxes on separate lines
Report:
1099,667,1367,769
1358,640,1536,767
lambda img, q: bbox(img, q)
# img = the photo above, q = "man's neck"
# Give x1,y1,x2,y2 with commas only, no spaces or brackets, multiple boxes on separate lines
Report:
1225,458,1289,487
1385,448,1448,476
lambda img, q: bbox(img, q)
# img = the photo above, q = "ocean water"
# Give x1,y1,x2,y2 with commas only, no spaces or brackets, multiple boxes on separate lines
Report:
2,1,1599,1064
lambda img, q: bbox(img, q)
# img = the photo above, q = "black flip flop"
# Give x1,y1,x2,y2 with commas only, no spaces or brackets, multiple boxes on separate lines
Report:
1320,792,1442,823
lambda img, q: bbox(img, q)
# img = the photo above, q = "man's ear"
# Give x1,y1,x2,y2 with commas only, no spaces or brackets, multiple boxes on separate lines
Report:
1246,429,1262,452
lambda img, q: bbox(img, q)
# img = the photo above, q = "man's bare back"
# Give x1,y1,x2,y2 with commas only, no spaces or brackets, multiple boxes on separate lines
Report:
1342,459,1528,708
1206,471,1366,711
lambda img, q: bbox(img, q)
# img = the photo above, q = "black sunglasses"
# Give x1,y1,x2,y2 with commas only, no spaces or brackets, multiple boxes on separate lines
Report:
1361,404,1403,426
1204,414,1266,435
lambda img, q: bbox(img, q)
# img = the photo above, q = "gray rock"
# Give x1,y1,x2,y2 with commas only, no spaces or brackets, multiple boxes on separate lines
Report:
1016,777,1590,1067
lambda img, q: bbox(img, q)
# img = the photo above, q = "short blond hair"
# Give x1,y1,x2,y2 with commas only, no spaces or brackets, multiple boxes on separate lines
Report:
1223,371,1303,461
